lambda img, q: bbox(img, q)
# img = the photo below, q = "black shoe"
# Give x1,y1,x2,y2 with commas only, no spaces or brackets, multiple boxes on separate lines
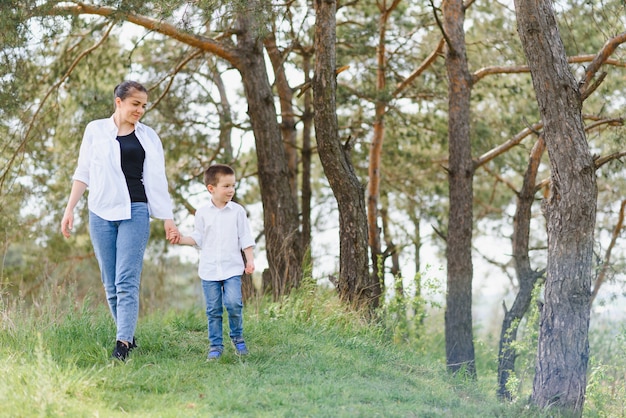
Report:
112,340,130,361
129,337,137,352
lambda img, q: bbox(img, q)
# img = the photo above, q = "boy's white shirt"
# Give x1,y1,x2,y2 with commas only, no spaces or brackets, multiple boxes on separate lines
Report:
190,199,255,281
72,116,174,221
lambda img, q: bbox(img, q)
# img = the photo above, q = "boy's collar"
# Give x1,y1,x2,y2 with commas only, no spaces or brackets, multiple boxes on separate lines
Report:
209,199,233,209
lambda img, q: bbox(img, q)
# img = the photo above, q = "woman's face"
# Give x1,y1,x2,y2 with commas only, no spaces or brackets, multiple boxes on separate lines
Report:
115,89,148,125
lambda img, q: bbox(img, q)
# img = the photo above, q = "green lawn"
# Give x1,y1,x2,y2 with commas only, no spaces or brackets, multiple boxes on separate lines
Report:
0,288,623,417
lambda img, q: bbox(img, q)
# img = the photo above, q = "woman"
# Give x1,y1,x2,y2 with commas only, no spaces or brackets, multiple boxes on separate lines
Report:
61,80,180,361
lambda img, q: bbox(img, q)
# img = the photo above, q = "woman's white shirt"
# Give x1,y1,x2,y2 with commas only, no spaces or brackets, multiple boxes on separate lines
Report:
73,116,174,221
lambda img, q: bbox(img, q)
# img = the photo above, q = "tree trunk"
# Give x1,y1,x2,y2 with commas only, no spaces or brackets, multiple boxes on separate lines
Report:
313,0,379,311
515,0,597,414
408,207,421,297
442,0,476,377
497,137,545,400
265,33,299,200
381,203,402,296
368,0,400,292
301,51,314,253
208,61,234,163
235,7,303,299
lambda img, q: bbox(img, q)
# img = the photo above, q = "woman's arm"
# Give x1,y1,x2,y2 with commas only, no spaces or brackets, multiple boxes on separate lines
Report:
61,180,88,238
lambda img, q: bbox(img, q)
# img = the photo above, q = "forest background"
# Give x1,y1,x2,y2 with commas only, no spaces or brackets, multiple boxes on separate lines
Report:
1,0,626,415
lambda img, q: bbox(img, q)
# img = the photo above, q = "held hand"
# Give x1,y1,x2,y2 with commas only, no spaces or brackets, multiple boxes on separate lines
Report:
244,261,255,275
164,219,180,244
61,212,74,238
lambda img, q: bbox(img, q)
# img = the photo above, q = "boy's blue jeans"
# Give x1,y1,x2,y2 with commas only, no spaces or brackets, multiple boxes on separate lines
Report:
201,275,244,351
89,203,150,343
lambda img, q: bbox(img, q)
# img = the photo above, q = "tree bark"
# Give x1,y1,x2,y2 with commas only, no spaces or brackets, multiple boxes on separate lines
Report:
515,0,597,414
235,6,304,299
381,203,402,296
442,0,476,377
367,0,401,295
208,62,234,162
300,50,314,253
313,0,379,310
265,33,299,200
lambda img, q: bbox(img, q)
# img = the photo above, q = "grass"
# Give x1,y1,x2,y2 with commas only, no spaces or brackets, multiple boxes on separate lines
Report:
0,286,623,418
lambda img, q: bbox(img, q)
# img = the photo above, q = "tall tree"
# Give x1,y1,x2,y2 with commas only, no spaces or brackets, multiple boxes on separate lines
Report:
313,0,376,310
515,0,597,414
234,1,304,298
367,0,402,291
442,0,476,376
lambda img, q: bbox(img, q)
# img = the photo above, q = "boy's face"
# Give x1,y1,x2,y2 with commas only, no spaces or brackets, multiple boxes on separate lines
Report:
208,174,236,206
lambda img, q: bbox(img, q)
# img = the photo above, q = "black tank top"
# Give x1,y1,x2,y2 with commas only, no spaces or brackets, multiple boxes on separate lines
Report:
116,131,148,203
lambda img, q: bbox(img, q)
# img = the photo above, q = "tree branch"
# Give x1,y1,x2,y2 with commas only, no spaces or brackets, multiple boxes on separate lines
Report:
473,54,626,84
481,164,519,194
149,49,205,109
0,21,114,193
580,71,607,101
42,2,241,67
580,31,626,93
474,122,543,168
535,143,626,193
429,0,454,54
591,199,626,304
594,151,626,170
393,37,444,98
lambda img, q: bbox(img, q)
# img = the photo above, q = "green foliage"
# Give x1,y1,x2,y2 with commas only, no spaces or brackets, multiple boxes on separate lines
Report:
585,322,626,416
376,265,445,347
2,280,624,417
502,282,542,402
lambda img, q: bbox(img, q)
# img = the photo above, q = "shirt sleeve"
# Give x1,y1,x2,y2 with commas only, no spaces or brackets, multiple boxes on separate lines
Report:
190,208,204,249
237,207,256,250
72,122,94,185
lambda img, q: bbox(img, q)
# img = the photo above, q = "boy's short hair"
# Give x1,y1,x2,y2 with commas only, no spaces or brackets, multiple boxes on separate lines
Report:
204,164,235,186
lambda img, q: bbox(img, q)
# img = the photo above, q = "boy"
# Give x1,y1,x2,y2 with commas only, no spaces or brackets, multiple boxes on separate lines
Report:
175,164,255,360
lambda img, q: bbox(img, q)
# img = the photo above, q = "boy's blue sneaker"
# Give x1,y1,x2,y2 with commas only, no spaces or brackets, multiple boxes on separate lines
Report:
233,340,249,356
207,348,222,361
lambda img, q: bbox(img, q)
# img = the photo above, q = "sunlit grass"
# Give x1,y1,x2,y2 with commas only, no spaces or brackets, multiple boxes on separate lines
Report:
0,284,623,417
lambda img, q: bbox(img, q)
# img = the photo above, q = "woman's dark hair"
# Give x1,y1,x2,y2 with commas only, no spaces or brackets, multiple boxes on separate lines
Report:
114,81,147,100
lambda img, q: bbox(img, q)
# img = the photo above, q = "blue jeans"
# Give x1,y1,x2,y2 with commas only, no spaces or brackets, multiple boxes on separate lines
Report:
201,276,244,350
89,203,150,343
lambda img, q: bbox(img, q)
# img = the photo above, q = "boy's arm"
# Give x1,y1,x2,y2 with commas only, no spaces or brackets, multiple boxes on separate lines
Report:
243,246,255,274
172,208,203,248
177,236,198,246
